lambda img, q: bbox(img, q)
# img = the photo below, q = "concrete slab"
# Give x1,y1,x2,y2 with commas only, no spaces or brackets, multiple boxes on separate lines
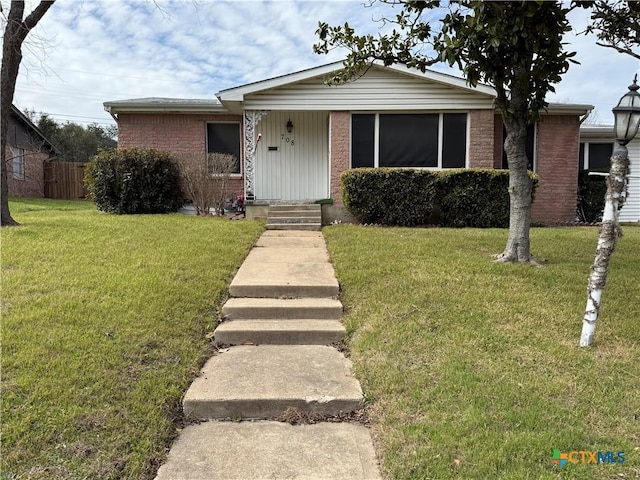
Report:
183,345,363,420
154,421,381,480
245,246,329,264
266,223,321,231
261,230,324,237
223,297,343,320
229,262,339,298
256,236,327,248
214,319,345,345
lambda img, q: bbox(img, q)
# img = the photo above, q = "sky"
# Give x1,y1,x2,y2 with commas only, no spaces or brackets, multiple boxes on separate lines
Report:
6,0,640,130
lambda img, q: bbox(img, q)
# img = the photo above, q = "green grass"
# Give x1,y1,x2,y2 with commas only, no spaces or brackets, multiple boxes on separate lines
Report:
324,225,640,480
1,198,264,480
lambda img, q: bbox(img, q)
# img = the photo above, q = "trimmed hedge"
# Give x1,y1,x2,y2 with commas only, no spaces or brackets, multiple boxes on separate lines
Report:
342,168,538,228
85,148,183,214
342,169,438,226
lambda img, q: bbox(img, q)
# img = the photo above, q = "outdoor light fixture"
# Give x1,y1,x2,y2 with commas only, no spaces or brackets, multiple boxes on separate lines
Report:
612,74,640,145
286,119,293,133
580,75,640,347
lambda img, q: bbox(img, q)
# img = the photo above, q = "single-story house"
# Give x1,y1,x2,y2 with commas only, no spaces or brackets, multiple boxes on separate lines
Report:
104,61,595,225
6,105,59,198
579,125,639,222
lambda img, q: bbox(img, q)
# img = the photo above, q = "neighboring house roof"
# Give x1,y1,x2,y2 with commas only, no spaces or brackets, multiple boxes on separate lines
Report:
10,105,61,155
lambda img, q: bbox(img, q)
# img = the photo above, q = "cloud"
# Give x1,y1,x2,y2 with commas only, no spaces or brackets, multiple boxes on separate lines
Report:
11,0,640,128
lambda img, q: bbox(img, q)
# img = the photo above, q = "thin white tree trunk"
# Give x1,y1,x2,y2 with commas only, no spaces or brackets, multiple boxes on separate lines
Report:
580,143,630,347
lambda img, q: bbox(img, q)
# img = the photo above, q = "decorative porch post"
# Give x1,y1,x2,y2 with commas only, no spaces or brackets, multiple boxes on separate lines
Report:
243,110,267,200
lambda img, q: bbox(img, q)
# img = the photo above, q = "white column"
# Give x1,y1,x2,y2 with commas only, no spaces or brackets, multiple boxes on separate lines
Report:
243,110,267,199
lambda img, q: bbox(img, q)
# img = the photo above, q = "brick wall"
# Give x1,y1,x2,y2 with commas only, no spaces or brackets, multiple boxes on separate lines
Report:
329,111,350,206
6,146,47,197
532,115,580,224
468,109,495,168
117,113,244,197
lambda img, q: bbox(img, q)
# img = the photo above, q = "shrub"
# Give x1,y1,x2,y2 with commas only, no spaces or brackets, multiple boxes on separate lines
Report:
85,148,182,214
577,170,606,223
438,169,538,228
341,168,538,228
342,168,438,226
179,152,238,215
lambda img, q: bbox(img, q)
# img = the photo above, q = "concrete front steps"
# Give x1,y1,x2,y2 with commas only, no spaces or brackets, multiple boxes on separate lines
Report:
266,204,322,231
219,297,345,345
154,230,380,479
183,345,363,419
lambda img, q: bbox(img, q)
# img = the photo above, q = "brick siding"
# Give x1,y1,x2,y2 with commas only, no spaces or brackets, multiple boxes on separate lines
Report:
6,146,47,197
532,115,580,224
329,111,350,206
117,113,244,197
468,109,495,168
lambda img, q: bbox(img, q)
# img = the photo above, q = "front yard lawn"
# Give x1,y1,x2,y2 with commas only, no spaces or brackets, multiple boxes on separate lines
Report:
324,225,639,480
1,198,264,480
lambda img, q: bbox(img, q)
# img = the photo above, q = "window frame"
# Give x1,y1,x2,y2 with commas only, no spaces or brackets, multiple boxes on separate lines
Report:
579,141,614,171
10,146,25,180
349,112,470,170
205,121,242,176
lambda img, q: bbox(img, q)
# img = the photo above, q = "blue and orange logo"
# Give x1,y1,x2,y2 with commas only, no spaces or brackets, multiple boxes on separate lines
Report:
551,449,625,467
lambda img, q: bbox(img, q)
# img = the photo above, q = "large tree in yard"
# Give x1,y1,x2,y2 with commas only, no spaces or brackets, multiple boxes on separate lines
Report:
315,1,579,263
1,0,55,226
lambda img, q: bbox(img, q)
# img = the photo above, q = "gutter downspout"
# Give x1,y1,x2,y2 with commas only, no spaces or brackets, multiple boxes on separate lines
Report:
104,105,117,122
579,107,594,125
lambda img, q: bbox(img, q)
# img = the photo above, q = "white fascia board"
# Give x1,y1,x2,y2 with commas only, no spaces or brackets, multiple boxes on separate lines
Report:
544,103,594,115
217,61,346,102
580,125,614,140
103,99,226,115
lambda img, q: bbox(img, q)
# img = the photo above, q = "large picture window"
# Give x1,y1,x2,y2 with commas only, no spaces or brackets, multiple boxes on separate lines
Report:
351,113,467,169
206,123,241,174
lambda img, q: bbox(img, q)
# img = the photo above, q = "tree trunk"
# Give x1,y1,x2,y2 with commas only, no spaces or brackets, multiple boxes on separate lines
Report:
497,115,536,263
1,1,55,226
580,143,629,347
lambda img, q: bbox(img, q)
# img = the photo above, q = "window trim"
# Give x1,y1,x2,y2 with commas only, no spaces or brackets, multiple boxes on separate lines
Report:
10,146,25,180
205,121,242,176
580,140,614,170
350,112,469,170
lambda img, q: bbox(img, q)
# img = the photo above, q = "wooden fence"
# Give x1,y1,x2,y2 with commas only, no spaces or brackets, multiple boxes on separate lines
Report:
44,161,88,200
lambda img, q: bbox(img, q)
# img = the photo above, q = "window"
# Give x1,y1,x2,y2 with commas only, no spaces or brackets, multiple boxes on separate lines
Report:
579,142,613,171
10,147,24,180
351,113,467,169
206,123,241,174
501,124,536,171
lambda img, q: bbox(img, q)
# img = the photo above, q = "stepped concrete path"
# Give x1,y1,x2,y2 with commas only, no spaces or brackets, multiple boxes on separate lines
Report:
154,229,381,480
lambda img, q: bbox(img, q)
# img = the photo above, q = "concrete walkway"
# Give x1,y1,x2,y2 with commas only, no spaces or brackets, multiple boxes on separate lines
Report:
155,230,381,480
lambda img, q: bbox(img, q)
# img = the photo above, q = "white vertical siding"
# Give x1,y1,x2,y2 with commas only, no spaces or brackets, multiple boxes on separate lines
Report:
254,111,329,200
620,137,640,222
